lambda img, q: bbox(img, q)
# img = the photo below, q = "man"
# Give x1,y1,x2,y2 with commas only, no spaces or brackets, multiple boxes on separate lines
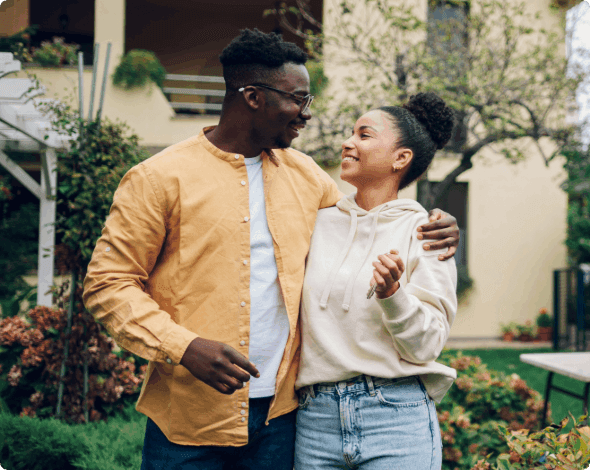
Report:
83,29,459,469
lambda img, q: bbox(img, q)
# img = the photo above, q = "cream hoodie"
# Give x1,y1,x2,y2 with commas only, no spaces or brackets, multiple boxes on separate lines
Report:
296,193,458,403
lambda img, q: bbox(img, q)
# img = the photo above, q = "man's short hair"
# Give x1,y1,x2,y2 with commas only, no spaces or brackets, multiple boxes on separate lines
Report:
219,28,308,90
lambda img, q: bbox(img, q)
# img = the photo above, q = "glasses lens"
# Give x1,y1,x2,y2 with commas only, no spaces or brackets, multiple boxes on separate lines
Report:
301,95,314,114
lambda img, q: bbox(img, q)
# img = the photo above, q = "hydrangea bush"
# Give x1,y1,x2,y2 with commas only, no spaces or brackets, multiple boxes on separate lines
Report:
0,301,146,422
437,352,547,470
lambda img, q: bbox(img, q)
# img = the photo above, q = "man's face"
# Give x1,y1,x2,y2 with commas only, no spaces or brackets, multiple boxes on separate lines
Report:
254,62,312,149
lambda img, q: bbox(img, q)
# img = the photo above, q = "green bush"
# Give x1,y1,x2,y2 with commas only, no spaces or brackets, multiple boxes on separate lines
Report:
560,143,590,266
0,25,37,63
0,413,90,470
471,415,590,470
437,352,547,469
31,37,79,67
0,202,39,313
112,49,167,90
0,401,146,470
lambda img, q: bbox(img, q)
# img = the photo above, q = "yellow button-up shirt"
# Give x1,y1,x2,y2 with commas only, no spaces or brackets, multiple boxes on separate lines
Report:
83,127,342,446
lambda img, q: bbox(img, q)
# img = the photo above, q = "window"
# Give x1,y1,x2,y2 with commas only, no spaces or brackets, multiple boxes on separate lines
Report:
417,181,468,269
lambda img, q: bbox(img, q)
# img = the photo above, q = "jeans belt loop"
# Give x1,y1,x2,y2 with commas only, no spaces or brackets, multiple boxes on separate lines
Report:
308,384,316,399
365,375,376,396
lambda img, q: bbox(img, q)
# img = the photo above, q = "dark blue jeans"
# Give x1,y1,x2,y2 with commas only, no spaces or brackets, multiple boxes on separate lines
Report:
141,396,296,470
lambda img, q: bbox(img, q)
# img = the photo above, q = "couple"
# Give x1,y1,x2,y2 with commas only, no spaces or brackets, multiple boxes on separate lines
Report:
83,29,457,470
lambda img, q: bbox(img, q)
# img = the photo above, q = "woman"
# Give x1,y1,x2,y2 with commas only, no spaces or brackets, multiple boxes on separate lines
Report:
295,92,457,469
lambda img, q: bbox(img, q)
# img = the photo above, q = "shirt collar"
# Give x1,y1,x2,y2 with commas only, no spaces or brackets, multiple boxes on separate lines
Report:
198,126,280,166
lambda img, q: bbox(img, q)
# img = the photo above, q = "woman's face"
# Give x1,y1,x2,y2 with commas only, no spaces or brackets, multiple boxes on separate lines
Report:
340,110,407,187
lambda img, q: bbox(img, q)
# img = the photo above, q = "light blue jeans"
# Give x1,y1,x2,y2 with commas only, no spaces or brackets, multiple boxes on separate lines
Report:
294,375,442,470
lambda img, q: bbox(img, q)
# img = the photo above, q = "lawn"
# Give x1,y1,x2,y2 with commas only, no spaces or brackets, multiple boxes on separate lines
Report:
447,347,584,427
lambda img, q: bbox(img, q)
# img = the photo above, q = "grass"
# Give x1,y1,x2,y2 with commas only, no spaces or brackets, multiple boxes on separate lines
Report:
447,347,586,428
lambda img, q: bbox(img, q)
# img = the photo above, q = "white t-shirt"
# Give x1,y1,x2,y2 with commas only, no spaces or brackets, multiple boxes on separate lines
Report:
244,155,290,398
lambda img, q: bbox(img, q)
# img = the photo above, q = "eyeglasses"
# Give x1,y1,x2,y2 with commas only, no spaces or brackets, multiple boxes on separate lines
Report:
238,84,314,115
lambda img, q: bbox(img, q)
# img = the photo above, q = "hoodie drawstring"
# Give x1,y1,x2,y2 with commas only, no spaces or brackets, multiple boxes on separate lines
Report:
319,210,358,309
342,210,380,311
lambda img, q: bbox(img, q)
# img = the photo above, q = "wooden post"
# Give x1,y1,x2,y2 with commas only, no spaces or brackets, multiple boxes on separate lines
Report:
37,148,57,307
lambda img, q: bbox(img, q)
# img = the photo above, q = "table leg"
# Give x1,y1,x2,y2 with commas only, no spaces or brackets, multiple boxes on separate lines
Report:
542,372,554,429
584,382,589,426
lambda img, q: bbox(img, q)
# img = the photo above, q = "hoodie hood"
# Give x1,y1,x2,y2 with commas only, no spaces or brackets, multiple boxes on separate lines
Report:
336,192,427,218
320,193,427,312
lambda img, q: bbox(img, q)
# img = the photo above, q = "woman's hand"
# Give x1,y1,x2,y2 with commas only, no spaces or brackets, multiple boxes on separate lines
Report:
370,250,405,299
417,209,460,261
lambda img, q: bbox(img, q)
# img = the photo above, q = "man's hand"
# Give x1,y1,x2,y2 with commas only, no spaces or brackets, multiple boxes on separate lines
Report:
180,337,260,395
417,209,460,261
370,250,405,299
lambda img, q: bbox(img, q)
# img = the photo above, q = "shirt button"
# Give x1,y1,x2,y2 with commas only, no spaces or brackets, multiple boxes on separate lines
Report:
240,410,246,415
241,180,246,186
243,260,248,265
240,301,246,307
166,358,172,364
241,402,247,408
235,154,240,160
105,247,111,252
241,417,246,422
240,340,246,346
244,217,249,222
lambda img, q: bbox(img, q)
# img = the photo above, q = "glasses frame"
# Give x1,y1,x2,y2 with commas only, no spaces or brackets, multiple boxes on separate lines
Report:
238,84,314,115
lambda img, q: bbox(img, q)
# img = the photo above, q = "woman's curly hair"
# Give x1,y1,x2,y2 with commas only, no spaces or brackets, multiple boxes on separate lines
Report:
380,92,455,190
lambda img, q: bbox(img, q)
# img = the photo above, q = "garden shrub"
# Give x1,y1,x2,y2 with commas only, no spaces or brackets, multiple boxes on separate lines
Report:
0,401,146,470
0,412,89,470
0,201,39,316
112,49,167,90
471,415,590,470
31,37,79,67
437,352,547,470
1,99,152,423
0,303,147,422
560,143,590,266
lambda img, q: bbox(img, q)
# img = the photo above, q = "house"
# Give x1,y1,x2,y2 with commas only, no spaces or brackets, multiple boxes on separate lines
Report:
0,0,582,339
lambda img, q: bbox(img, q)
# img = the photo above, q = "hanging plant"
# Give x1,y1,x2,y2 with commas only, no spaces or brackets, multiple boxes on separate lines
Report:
112,49,167,90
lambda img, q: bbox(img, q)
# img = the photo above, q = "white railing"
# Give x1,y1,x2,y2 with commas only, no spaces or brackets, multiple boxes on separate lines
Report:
163,74,225,114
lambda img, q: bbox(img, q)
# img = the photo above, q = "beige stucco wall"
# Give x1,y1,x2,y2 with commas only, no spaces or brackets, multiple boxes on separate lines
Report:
17,66,215,147
322,0,570,338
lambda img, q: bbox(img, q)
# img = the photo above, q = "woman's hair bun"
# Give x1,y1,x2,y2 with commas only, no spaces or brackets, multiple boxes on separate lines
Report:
402,92,454,150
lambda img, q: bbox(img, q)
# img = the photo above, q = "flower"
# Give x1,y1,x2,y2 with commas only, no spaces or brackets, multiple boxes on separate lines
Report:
7,365,22,386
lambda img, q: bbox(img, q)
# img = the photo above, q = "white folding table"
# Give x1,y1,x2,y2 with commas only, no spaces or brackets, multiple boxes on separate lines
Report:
519,352,590,427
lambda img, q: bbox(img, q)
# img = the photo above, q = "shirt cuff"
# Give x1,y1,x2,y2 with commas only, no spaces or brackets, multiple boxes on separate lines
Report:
160,326,199,365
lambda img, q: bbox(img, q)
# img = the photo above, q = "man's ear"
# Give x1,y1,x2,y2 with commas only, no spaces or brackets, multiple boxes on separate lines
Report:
241,86,262,111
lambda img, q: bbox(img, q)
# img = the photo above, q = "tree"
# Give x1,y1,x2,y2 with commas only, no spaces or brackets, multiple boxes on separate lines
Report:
560,141,590,266
269,0,588,208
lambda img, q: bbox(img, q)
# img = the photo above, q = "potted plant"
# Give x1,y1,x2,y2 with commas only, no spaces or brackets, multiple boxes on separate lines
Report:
536,307,553,341
31,37,79,67
112,49,167,90
516,320,536,342
500,322,517,341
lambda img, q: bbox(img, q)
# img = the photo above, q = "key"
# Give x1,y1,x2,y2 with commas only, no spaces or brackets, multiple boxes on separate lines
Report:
366,283,378,299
